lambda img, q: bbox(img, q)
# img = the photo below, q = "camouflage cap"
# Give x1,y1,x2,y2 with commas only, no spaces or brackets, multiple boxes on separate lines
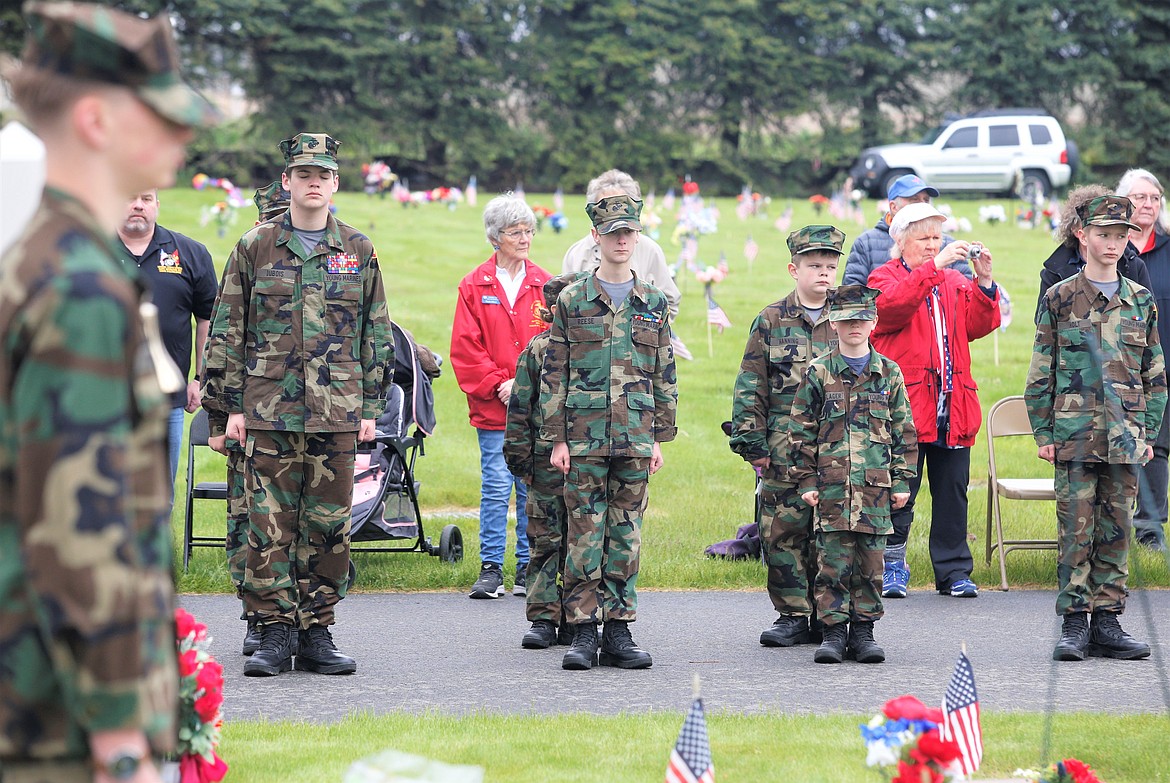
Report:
828,284,880,322
254,180,290,220
1077,195,1140,232
543,273,578,305
21,1,220,128
787,224,846,256
279,132,340,170
586,194,643,235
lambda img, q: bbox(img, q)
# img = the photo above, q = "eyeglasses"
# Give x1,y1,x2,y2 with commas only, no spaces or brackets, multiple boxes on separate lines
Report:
1127,193,1163,204
501,228,536,239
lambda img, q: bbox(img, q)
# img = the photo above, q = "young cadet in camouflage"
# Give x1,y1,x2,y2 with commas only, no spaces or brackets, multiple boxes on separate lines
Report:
543,194,678,671
504,274,578,650
1026,194,1167,662
788,285,917,665
729,225,844,648
202,132,393,678
204,185,292,659
0,3,218,781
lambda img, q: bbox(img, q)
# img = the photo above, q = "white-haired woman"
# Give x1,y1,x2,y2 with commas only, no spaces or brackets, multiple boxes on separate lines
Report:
451,193,553,599
1117,168,1170,551
868,203,1000,599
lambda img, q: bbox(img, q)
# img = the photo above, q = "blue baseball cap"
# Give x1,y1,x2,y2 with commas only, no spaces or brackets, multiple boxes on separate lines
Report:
887,174,939,201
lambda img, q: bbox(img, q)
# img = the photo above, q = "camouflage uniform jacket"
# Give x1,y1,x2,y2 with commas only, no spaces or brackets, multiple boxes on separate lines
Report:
202,212,393,432
504,330,563,492
540,272,678,457
787,350,918,533
1026,271,1167,464
729,291,837,482
0,189,176,761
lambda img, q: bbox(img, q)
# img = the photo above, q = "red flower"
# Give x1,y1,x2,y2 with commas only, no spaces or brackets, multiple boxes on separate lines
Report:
174,608,206,642
914,730,962,764
194,691,221,723
682,181,700,196
1062,759,1101,783
883,695,943,724
195,659,223,694
892,759,944,783
178,649,199,677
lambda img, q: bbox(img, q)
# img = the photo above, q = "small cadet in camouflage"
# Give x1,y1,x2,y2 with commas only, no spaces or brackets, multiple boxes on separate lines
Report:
254,180,291,222
505,274,577,644
1,2,214,776
201,131,393,677
542,194,677,671
1027,194,1166,660
788,285,917,663
730,224,844,647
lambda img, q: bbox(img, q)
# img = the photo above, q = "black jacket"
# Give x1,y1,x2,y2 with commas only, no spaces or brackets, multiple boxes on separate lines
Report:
1034,242,1152,324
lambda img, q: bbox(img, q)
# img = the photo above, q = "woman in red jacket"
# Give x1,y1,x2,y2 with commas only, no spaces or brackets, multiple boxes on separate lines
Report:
869,203,1000,599
451,194,553,600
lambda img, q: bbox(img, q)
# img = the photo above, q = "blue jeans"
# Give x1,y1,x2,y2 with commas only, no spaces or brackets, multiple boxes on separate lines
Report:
167,406,184,489
476,428,528,567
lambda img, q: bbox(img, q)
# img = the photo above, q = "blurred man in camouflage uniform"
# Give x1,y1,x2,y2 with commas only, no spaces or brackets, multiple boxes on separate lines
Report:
730,225,844,648
543,195,677,671
0,3,217,781
504,274,577,650
205,180,293,658
1027,195,1166,662
202,133,393,677
788,286,917,665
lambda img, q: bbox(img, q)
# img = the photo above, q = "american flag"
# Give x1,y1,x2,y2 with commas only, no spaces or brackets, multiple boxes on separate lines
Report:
774,205,793,233
666,698,714,783
743,235,759,264
941,651,983,776
706,292,731,332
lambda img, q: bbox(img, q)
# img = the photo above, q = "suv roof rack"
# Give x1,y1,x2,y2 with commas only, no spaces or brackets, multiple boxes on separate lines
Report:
965,108,1050,118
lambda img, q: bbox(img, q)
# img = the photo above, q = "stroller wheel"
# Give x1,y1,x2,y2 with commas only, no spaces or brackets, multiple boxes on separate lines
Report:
438,524,463,563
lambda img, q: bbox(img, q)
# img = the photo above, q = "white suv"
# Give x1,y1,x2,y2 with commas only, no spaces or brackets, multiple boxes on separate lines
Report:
850,110,1078,202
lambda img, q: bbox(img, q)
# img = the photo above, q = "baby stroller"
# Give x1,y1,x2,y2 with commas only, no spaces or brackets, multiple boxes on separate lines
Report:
349,322,462,562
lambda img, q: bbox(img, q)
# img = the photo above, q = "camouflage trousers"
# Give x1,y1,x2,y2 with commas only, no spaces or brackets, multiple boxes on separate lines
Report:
814,530,886,626
243,429,355,629
224,440,247,593
759,480,816,616
1054,460,1135,616
562,456,650,625
525,460,567,624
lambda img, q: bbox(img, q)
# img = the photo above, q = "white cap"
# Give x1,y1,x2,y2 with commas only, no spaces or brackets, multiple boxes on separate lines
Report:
889,201,946,239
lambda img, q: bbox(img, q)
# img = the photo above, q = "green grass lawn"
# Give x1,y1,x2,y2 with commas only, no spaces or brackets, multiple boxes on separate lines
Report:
220,711,1169,782
168,187,1170,593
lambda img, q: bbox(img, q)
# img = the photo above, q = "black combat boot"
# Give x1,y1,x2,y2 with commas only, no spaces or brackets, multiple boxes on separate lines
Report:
1088,611,1151,660
599,620,653,669
846,621,886,664
557,622,575,646
813,622,848,664
561,623,599,670
295,626,357,675
243,623,295,676
760,615,811,647
1052,613,1089,661
242,619,262,656
521,620,558,650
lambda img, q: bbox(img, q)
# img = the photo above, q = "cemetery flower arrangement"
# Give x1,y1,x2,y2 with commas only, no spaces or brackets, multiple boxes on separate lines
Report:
174,608,228,783
860,695,964,782
1013,759,1103,783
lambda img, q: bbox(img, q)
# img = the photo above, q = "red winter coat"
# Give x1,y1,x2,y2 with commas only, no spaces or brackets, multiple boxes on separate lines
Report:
869,257,1000,447
450,256,552,430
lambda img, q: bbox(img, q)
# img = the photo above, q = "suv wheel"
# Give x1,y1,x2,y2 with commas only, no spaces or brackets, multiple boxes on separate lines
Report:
1017,170,1051,204
882,169,915,200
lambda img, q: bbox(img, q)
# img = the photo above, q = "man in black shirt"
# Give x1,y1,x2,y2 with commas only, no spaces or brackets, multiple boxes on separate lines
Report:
116,189,218,486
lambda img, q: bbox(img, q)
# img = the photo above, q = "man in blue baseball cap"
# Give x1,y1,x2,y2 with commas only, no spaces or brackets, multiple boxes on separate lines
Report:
842,174,969,286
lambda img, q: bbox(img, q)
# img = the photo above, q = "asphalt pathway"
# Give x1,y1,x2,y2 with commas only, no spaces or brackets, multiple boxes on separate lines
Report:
179,588,1170,723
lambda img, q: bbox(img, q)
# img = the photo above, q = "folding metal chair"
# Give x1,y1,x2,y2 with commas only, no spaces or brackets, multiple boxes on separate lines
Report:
182,408,228,569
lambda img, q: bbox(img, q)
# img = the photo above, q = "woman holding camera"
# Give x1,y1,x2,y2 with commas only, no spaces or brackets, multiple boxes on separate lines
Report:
867,203,1001,599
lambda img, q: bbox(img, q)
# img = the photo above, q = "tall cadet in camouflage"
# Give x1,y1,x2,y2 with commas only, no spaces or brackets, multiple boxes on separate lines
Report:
1027,195,1167,662
202,133,393,677
788,286,917,665
543,195,678,671
205,182,293,659
729,225,845,648
504,274,578,650
0,3,218,780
